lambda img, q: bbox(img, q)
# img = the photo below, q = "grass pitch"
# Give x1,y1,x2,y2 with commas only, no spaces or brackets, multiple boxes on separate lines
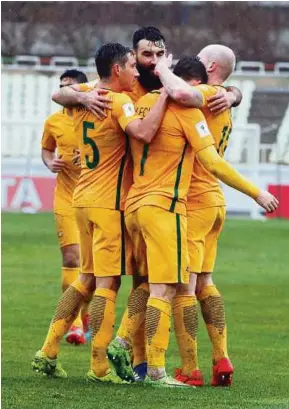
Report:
2,213,289,409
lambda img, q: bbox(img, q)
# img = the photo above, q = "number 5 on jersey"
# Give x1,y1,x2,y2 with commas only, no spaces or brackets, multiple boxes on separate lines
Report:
83,121,99,169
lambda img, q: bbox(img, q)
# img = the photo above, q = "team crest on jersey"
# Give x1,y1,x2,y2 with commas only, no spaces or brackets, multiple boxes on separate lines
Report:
195,120,210,138
58,231,63,237
122,102,135,117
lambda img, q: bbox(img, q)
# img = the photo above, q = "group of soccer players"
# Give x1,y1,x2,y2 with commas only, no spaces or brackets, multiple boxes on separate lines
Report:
32,27,278,388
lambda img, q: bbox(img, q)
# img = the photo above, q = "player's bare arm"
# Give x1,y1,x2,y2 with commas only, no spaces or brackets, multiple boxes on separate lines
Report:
226,86,243,106
125,90,169,143
52,84,112,119
155,51,242,115
196,145,279,212
41,148,66,173
154,55,203,108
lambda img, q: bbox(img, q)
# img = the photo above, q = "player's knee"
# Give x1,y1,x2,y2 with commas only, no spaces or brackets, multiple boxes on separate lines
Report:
196,272,214,298
176,273,197,296
61,245,79,268
79,273,95,292
149,283,176,302
95,276,121,292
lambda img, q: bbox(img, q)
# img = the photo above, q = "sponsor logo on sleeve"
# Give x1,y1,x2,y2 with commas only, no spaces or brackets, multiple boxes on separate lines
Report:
122,102,135,117
195,120,211,138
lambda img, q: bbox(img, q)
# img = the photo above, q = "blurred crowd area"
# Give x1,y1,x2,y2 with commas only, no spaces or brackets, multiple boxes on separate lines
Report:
2,1,289,63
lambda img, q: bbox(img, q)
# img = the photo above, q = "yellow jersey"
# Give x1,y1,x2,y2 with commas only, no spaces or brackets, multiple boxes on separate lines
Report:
41,109,80,214
125,91,214,216
187,84,233,210
72,88,140,211
77,78,147,104
125,79,147,103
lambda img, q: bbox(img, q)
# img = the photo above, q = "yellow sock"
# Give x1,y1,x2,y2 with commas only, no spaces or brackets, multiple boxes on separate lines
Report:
61,267,83,329
146,297,171,371
42,279,89,358
173,295,198,375
198,285,228,364
132,320,147,367
90,288,116,377
117,283,149,351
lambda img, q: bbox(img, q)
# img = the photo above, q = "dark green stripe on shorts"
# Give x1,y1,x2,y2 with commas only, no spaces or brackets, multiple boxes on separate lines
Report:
120,211,126,275
176,213,182,283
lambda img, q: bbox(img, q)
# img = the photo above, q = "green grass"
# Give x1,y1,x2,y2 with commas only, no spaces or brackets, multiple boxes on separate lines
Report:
2,213,289,409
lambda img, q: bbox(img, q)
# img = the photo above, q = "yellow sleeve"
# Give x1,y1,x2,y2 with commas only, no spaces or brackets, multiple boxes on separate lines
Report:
195,84,219,107
113,93,141,131
197,145,260,199
176,108,214,153
74,80,98,92
41,119,56,152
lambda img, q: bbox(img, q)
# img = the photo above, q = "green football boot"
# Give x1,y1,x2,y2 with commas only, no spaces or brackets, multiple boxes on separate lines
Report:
107,339,134,382
31,350,67,378
87,369,129,384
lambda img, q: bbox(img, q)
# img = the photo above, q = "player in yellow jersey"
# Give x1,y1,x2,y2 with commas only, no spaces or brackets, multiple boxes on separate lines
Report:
50,27,170,380
41,69,91,346
32,43,168,383
110,57,278,388
155,47,279,387
51,28,245,381
109,29,243,382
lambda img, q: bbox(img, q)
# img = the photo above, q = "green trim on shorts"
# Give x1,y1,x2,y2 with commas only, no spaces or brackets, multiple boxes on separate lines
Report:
176,213,182,283
170,142,188,213
120,211,126,275
115,134,129,210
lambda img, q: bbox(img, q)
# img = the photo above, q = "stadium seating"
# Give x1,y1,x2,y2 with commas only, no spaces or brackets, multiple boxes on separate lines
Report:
1,72,59,157
1,62,289,164
269,103,289,163
248,89,289,163
50,57,79,68
236,61,266,74
225,79,256,162
12,55,41,69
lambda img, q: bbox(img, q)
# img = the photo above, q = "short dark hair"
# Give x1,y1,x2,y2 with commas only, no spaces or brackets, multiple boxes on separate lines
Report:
173,56,208,84
133,26,165,50
60,69,88,84
95,43,132,79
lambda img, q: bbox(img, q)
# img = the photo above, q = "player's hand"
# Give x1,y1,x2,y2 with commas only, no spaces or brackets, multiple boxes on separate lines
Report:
154,53,173,76
207,89,235,115
255,190,279,213
81,89,112,120
48,155,66,173
72,149,81,167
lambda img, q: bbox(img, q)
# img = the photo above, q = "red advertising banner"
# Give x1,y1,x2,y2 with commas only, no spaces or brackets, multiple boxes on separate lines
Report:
267,185,289,219
2,177,289,218
1,176,56,212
